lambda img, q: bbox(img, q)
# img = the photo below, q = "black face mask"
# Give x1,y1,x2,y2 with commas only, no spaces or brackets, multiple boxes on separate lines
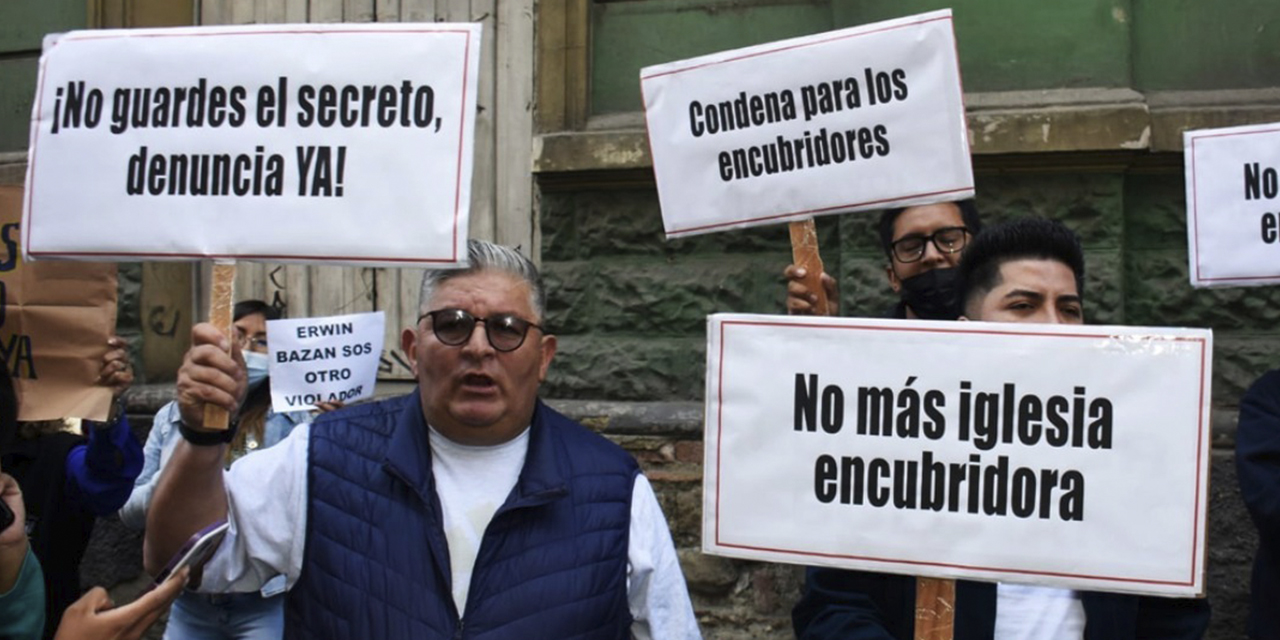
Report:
899,267,962,320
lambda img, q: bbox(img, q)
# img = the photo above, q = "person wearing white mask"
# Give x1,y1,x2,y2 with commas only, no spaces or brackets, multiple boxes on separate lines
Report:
120,300,337,640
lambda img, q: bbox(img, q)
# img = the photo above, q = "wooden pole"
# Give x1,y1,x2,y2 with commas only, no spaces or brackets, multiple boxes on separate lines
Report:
914,577,956,640
788,218,830,316
201,261,237,430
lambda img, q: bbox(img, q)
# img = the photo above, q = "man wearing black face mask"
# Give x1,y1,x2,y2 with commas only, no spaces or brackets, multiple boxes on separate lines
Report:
785,200,982,320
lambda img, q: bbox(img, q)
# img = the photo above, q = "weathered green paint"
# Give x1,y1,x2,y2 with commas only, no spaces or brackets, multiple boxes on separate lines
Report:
1132,0,1280,90
0,57,39,153
0,0,86,53
592,0,834,115
832,0,1133,91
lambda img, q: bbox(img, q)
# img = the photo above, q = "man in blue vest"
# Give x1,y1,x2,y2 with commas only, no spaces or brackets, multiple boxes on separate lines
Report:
144,240,701,639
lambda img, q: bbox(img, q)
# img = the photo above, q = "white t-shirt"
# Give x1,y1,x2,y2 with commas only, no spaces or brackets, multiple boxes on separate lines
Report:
995,583,1086,639
202,420,701,640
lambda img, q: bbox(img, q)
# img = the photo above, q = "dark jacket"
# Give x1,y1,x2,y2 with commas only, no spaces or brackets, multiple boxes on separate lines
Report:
793,567,1210,639
1238,369,1280,639
3,416,141,639
284,393,639,640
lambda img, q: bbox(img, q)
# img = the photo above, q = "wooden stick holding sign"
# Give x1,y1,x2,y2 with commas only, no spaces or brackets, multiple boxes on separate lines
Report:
915,577,956,640
202,261,236,431
788,219,830,316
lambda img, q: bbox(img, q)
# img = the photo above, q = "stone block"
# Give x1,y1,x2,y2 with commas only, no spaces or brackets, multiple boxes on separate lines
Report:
1213,336,1280,411
1125,172,1188,250
977,172,1125,249
679,550,740,597
1125,249,1280,332
540,188,811,261
544,335,706,401
1082,250,1125,325
544,255,791,335
834,257,900,319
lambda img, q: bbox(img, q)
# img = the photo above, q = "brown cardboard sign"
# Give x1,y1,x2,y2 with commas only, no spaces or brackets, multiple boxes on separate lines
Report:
1,185,117,421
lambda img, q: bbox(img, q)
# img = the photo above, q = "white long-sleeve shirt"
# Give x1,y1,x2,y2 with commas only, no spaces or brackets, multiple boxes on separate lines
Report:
200,421,702,640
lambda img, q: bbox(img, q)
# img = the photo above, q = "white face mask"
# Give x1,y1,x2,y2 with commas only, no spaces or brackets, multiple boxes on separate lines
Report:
244,351,270,390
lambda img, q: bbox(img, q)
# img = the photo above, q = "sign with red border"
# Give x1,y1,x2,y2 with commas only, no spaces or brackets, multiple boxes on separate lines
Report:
642,10,973,239
24,24,480,267
703,313,1211,597
1185,122,1280,287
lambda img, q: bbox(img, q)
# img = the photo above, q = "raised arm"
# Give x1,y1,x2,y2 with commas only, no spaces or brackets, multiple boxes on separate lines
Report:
143,323,246,575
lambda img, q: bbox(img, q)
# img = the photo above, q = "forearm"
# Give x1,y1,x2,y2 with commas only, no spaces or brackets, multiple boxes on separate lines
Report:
0,539,28,594
0,547,43,640
143,439,228,575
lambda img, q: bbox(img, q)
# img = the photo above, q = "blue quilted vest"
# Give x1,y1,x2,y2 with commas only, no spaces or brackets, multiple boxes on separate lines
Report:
283,392,639,640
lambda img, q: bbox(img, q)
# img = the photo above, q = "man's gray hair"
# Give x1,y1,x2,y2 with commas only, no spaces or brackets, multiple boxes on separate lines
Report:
417,240,546,320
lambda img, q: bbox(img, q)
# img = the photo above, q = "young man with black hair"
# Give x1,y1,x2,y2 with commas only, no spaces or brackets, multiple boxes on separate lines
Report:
786,200,982,320
792,217,1210,639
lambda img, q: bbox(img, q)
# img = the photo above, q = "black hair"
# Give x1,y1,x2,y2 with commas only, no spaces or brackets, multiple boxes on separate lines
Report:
234,299,284,322
957,216,1085,315
876,199,983,260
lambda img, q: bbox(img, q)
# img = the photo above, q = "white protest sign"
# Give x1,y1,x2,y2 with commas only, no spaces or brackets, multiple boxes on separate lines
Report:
641,10,972,239
268,311,384,412
1185,122,1280,287
704,313,1211,597
23,24,480,267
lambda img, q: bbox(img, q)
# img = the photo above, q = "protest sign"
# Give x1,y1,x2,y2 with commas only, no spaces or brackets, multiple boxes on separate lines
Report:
267,310,384,412
23,23,481,267
0,186,116,422
641,10,973,238
1185,122,1280,287
704,313,1211,597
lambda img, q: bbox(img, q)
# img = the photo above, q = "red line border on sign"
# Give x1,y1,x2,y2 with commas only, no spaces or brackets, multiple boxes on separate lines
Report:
25,27,473,266
1188,126,1280,283
642,14,969,238
712,319,1209,588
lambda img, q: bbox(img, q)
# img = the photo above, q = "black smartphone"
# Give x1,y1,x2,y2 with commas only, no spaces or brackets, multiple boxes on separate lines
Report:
146,520,229,592
0,499,13,533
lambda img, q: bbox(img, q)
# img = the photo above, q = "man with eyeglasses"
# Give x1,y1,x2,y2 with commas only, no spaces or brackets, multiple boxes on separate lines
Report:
786,200,982,320
142,240,701,640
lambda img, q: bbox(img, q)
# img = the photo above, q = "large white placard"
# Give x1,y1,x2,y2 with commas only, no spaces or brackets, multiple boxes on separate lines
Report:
641,10,973,238
1185,122,1280,287
704,313,1211,597
23,24,480,267
268,311,384,412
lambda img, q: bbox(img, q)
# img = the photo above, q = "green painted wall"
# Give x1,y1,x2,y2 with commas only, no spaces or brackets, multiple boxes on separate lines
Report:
1132,0,1280,90
592,0,835,115
0,0,86,153
591,0,1280,115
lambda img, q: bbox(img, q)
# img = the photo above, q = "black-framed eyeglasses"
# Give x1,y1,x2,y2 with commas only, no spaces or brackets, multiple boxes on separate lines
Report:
889,226,969,263
418,308,544,352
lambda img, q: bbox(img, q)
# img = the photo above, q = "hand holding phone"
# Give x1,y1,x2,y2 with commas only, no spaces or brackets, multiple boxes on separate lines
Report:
0,472,21,544
148,520,229,592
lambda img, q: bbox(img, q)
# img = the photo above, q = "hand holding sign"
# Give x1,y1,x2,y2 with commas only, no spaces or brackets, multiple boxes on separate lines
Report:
175,323,247,431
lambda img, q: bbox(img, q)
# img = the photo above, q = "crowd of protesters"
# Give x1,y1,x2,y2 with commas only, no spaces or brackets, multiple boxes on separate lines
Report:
7,218,1280,640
